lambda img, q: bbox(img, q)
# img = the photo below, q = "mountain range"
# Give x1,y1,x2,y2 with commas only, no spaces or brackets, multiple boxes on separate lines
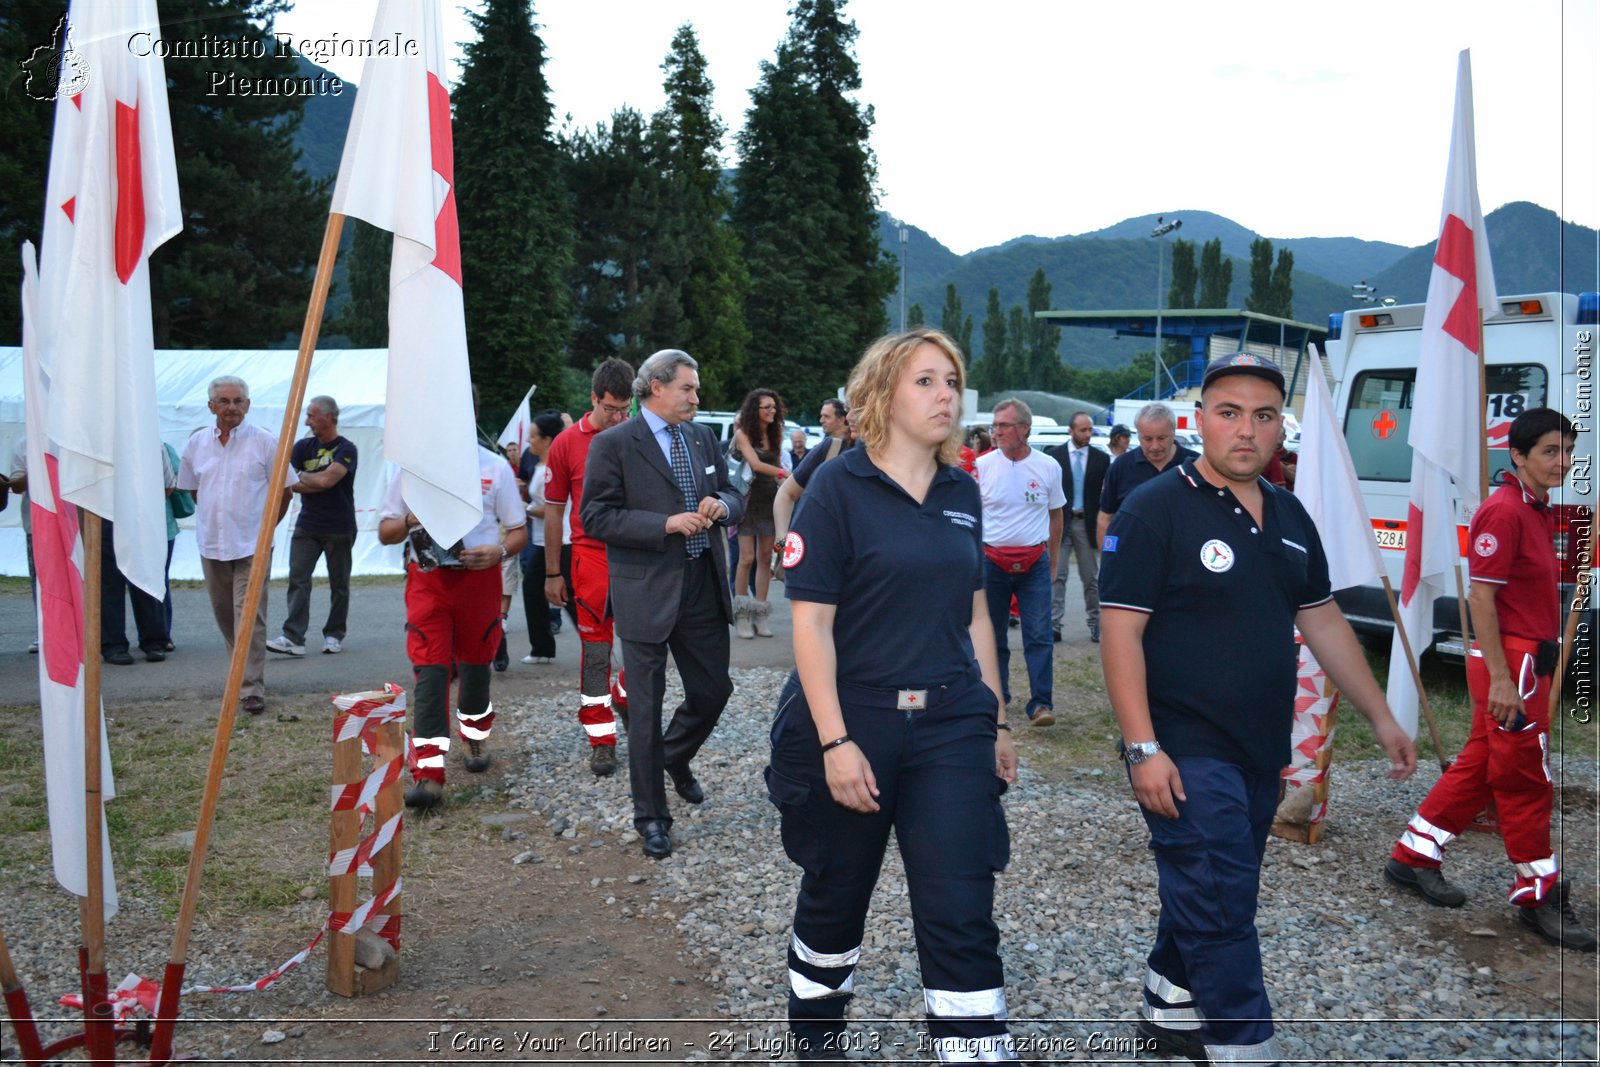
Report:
288,67,1597,370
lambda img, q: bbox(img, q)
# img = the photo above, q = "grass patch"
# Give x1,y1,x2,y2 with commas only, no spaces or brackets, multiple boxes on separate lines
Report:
0,696,341,920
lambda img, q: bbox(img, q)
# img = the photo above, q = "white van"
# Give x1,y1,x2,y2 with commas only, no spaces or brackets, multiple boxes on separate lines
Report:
1322,291,1596,656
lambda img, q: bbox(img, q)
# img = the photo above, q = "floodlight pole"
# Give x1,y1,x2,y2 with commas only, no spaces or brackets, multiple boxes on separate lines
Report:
898,225,908,332
1151,216,1181,398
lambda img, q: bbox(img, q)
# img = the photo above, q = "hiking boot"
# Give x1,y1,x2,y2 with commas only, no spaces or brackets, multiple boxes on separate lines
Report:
1519,893,1599,950
404,779,443,810
1384,857,1466,908
463,738,491,773
266,635,305,657
590,745,617,777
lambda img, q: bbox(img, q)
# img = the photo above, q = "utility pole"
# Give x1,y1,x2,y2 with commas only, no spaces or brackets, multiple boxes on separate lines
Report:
1151,216,1181,398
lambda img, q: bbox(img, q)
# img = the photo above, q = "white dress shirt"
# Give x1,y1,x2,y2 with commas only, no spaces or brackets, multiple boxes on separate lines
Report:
176,422,292,561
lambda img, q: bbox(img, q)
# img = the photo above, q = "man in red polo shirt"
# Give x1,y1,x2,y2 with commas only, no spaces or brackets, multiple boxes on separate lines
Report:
544,358,635,777
1385,407,1593,950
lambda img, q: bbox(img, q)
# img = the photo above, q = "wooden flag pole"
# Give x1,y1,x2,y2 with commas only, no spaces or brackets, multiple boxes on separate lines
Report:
0,925,48,1065
1380,574,1451,768
77,511,116,1063
148,212,347,1064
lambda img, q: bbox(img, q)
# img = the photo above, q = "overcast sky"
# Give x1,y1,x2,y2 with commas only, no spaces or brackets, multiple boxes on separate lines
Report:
273,0,1599,258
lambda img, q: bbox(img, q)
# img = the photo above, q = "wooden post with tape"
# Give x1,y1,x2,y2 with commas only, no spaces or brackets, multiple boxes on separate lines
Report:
326,689,403,996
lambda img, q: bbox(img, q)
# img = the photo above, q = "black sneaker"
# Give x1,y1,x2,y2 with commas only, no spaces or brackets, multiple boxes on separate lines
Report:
1384,857,1466,907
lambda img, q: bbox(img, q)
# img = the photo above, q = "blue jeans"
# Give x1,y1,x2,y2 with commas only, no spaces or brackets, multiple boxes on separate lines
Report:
982,554,1053,719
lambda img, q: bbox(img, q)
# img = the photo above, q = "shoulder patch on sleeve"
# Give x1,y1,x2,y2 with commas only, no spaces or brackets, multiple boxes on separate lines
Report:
1102,535,1118,552
1473,532,1498,557
781,531,806,569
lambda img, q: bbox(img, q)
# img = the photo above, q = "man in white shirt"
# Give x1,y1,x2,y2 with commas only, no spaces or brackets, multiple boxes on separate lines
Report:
6,433,35,652
378,408,528,810
975,398,1065,727
176,376,293,714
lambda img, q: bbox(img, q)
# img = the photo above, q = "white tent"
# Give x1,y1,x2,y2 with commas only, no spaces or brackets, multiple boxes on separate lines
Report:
0,348,407,580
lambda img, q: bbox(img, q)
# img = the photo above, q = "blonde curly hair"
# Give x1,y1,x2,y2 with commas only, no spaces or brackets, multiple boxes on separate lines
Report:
845,328,967,467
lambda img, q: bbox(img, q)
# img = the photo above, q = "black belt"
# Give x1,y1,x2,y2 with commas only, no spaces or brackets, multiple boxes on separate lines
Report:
837,681,958,712
1071,509,1084,518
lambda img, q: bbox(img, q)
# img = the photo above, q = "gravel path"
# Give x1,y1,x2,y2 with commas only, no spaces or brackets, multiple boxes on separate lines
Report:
501,664,1599,1064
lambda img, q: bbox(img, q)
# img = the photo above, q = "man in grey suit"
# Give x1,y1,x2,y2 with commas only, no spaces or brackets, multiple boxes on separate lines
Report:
582,349,746,859
1047,411,1111,643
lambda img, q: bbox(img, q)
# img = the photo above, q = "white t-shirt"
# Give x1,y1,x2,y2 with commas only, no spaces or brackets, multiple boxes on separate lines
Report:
974,446,1066,548
380,445,525,551
526,464,571,548
8,433,28,534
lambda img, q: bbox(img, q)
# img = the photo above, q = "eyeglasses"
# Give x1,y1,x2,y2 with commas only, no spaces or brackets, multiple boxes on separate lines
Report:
991,421,1022,431
598,402,631,417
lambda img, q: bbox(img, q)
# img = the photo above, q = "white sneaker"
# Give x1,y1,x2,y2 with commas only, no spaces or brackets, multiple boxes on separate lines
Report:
266,635,306,657
323,636,343,654
520,653,552,665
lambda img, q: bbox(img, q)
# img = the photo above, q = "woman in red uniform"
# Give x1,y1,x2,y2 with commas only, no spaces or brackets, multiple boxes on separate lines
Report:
1385,407,1593,949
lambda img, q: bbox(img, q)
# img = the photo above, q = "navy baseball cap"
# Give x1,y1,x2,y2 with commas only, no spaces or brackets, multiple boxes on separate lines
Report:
1201,353,1286,396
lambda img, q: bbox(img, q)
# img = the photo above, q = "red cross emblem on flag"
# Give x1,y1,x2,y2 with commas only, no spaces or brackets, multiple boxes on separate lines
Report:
1371,410,1399,440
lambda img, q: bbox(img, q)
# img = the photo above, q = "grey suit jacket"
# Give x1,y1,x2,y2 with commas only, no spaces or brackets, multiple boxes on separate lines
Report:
581,415,745,643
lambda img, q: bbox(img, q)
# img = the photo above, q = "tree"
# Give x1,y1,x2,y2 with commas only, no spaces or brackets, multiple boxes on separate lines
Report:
333,220,391,347
454,0,574,423
1246,238,1274,314
565,108,661,364
976,286,1006,391
1025,268,1062,390
1,1,330,347
1269,247,1295,319
1167,238,1197,310
733,0,896,412
940,283,964,339
1198,238,1232,307
907,302,924,327
650,24,749,406
1005,305,1027,390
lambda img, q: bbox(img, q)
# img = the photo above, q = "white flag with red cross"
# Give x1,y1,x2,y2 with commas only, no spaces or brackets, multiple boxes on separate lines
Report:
330,0,480,548
37,0,181,601
497,384,539,456
1295,345,1383,595
23,242,119,917
1386,49,1500,738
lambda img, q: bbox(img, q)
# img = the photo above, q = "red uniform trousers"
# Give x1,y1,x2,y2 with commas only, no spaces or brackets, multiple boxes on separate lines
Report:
1392,635,1557,904
404,562,501,784
571,541,624,748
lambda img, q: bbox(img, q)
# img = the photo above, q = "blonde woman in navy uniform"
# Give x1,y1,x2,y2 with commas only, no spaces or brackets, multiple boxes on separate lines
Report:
768,328,1021,1063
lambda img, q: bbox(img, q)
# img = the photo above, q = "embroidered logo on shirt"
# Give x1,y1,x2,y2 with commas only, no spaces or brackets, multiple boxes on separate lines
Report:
1199,539,1234,573
782,531,806,569
943,509,976,528
1102,535,1118,552
1474,532,1499,557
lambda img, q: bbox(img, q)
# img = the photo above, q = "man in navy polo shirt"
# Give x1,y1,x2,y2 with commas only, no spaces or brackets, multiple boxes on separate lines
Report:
270,395,358,657
1095,402,1197,548
1098,354,1415,1065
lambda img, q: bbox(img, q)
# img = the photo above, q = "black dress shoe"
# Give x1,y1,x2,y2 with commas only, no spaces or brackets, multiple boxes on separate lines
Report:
640,820,671,859
103,649,134,666
666,764,704,804
142,647,166,663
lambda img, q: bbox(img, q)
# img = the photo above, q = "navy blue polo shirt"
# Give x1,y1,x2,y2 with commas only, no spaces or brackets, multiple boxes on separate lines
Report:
783,446,984,687
1098,444,1198,516
1098,462,1333,772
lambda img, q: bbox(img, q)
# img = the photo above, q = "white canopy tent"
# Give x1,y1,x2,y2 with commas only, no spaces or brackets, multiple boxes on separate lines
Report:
0,348,408,580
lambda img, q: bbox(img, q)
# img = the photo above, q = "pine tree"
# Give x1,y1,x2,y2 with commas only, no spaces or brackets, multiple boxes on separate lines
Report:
1025,268,1062,390
0,1,66,343
734,0,896,412
1167,238,1197,310
1005,305,1027,389
565,107,661,363
334,220,391,348
1269,248,1295,318
940,284,964,339
978,286,1006,391
1198,238,1232,307
1246,238,1274,314
454,0,574,422
651,24,749,406
907,303,924,327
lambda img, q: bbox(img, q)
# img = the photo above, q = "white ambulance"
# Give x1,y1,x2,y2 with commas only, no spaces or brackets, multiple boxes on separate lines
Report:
1322,291,1596,658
